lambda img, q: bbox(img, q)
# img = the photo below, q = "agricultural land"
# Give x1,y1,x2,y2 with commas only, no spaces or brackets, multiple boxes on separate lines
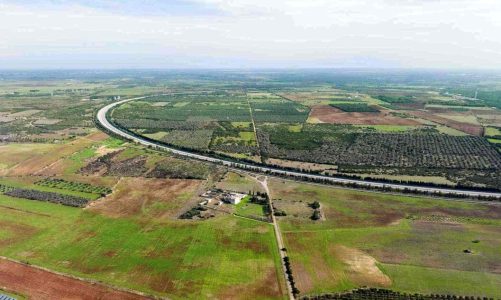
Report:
0,70,500,299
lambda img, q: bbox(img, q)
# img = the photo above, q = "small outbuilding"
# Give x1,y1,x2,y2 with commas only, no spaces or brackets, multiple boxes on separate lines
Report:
222,192,246,205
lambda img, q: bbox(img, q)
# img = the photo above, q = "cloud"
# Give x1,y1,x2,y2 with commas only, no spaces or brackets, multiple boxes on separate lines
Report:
2,0,222,16
0,0,500,68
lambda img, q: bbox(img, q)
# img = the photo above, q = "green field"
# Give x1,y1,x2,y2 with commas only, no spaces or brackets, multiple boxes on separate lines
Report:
0,194,285,299
271,179,501,298
235,196,268,219
379,264,501,296
216,172,265,194
1,70,501,299
485,127,501,137
103,76,501,191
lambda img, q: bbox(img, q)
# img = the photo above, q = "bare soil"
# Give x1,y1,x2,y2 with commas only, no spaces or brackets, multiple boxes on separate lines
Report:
333,245,392,288
87,177,201,219
0,258,151,300
217,268,283,300
408,110,484,136
308,105,420,125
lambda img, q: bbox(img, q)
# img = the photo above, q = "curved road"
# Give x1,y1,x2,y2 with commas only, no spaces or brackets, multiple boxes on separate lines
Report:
97,97,501,199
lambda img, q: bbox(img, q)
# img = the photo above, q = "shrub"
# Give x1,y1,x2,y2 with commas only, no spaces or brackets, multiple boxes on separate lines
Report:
5,188,90,207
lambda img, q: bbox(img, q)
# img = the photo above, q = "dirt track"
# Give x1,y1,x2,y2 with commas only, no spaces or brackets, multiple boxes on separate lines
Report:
0,258,152,300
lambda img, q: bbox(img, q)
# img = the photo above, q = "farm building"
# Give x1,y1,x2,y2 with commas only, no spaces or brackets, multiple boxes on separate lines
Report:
222,192,246,205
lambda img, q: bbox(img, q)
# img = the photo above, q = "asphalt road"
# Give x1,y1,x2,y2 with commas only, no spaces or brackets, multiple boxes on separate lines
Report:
97,97,501,199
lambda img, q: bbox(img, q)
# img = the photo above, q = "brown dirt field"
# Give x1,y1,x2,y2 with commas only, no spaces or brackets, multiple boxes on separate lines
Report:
217,268,284,300
408,110,484,136
291,262,315,294
35,158,70,176
332,245,391,288
85,131,109,142
0,258,151,300
8,136,97,176
308,105,420,125
60,174,120,188
95,145,122,156
478,114,501,126
87,177,202,219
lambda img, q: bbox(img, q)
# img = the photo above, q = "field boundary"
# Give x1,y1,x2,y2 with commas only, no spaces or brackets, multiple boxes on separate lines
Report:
96,96,501,200
0,256,163,300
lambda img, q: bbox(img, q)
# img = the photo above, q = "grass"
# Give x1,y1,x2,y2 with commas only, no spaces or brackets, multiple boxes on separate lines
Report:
271,179,501,297
63,146,99,175
0,144,56,169
379,264,501,298
436,125,468,136
0,194,285,300
287,124,303,133
436,114,480,125
0,289,27,300
216,172,264,194
231,122,252,129
485,127,501,137
354,173,456,186
173,101,190,107
143,131,168,140
101,137,125,148
238,131,256,143
235,196,267,218
487,138,501,144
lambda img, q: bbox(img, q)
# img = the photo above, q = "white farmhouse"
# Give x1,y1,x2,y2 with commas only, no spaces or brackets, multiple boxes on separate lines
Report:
223,192,246,205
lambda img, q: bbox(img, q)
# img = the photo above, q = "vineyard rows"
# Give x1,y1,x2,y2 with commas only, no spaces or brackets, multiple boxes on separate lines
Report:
5,188,90,207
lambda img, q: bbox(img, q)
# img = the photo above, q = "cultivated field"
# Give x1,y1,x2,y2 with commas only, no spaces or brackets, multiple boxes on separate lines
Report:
110,76,501,190
270,179,501,297
1,70,501,299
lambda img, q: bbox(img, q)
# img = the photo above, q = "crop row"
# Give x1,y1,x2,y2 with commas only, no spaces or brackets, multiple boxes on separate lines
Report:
114,119,215,130
302,288,494,300
35,178,112,195
113,100,252,122
330,102,379,112
251,101,310,123
162,129,213,150
5,188,90,207
260,132,501,170
0,184,15,193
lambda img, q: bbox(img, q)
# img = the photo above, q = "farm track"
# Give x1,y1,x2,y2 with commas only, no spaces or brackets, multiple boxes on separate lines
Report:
258,176,295,300
96,97,501,200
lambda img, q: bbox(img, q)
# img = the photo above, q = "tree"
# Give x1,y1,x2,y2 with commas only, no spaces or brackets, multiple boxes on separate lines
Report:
311,210,321,220
310,201,320,209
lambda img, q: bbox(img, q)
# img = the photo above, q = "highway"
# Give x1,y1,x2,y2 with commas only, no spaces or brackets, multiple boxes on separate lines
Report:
97,97,501,199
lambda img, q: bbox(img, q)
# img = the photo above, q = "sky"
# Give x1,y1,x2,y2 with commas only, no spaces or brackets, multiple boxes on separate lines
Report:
1,0,501,69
